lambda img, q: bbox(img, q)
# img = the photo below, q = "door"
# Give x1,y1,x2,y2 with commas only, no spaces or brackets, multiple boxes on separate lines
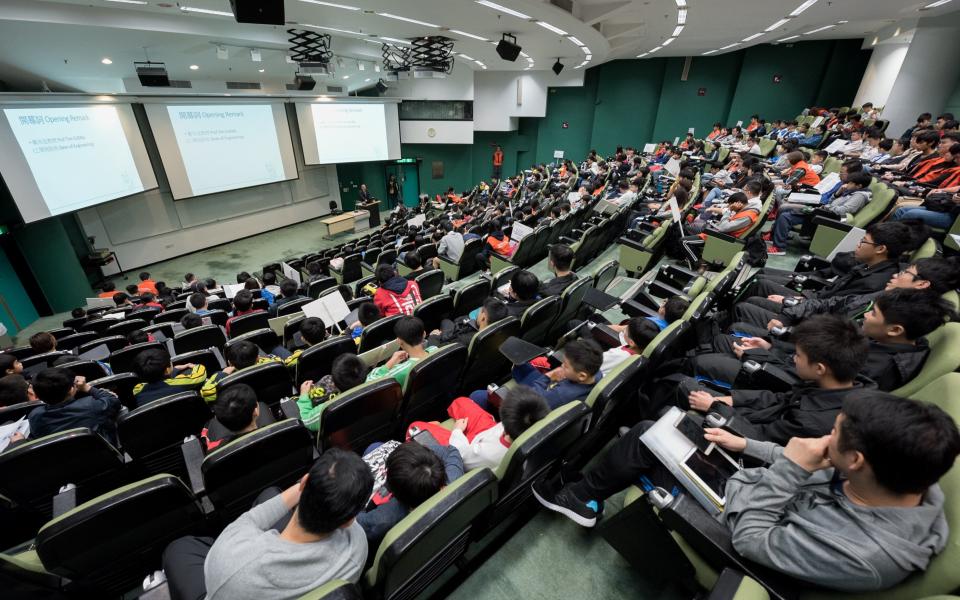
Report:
400,163,420,207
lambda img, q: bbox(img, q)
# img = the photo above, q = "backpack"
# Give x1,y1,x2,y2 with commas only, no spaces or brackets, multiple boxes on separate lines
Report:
743,234,768,267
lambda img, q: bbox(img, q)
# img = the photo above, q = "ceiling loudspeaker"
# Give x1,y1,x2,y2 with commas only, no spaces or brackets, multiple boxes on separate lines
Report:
293,74,316,90
496,33,522,62
552,59,564,75
135,61,170,87
375,79,389,94
229,0,285,25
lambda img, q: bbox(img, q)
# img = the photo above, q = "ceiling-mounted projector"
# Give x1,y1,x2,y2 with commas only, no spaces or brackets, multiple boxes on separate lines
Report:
298,61,332,76
135,61,170,87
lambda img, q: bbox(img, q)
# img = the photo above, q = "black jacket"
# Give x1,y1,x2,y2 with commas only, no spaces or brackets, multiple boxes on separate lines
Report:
864,339,929,392
269,294,308,317
427,318,478,348
815,260,899,299
505,298,538,319
780,291,880,324
28,387,121,446
539,273,578,298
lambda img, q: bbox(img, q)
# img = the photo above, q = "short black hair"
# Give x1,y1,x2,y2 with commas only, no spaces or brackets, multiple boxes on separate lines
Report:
0,354,18,373
244,278,261,291
841,158,864,174
386,442,446,508
338,284,354,302
917,130,941,147
847,171,872,189
743,180,763,196
0,374,30,406
126,284,140,296
395,316,425,347
127,330,150,345
627,317,660,351
300,317,327,345
404,250,422,270
29,332,56,353
866,221,914,259
663,296,690,323
792,315,868,382
357,302,382,326
280,280,299,298
133,348,170,383
226,340,259,370
499,385,550,439
71,307,86,319
549,244,574,272
331,354,368,391
510,270,540,301
102,281,116,292
188,293,207,310
262,271,277,286
214,384,258,432
297,448,373,534
375,264,396,284
839,391,960,494
874,289,954,341
481,297,509,323
914,257,960,294
140,291,156,303
139,272,150,281
236,271,252,284
32,368,75,404
563,338,603,376
113,292,129,306
233,290,254,312
184,273,195,283
180,313,203,330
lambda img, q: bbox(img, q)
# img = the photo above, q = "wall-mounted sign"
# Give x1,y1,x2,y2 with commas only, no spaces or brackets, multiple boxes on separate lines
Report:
697,87,706,96
561,121,569,129
773,74,783,84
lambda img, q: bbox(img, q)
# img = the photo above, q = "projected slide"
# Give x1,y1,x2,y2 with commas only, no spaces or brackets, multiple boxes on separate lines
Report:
0,105,155,221
296,102,401,165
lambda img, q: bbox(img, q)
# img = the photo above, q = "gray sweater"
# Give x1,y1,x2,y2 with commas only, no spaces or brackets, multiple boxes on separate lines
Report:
204,495,367,600
721,439,948,592
825,188,871,217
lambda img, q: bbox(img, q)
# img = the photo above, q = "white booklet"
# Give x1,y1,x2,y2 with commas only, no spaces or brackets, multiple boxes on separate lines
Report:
301,292,351,330
826,226,866,261
281,262,302,285
510,221,534,242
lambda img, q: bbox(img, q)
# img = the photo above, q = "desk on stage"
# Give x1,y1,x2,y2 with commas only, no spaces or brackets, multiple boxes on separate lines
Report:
319,210,370,238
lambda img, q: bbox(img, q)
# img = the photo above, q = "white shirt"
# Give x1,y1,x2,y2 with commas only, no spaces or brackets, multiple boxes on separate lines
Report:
448,423,509,471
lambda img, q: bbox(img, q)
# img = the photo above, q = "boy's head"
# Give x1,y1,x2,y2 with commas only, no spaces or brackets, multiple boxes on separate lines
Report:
140,291,157,304
376,264,397,285
887,258,960,294
189,293,208,311
29,331,57,353
71,307,86,319
280,280,299,299
102,281,116,293
626,317,661,353
32,368,76,405
812,151,828,164
386,442,446,508
1,353,23,376
262,271,276,286
404,250,423,271
510,270,540,301
863,288,954,343
233,290,254,312
846,171,872,190
560,339,603,384
296,449,373,535
0,374,34,406
127,329,151,345
184,273,196,284
113,292,131,306
139,272,151,282
548,244,574,274
180,313,203,330
660,296,690,323
856,222,912,264
126,284,140,297
331,354,368,392
357,302,382,326
300,317,327,346
214,383,259,433
395,316,426,349
792,315,868,384
725,192,748,212
499,385,550,442
133,348,171,383
226,340,259,370
831,391,960,495
478,298,508,330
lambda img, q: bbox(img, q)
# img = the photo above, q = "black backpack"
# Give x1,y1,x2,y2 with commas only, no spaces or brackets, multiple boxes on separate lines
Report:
743,233,768,267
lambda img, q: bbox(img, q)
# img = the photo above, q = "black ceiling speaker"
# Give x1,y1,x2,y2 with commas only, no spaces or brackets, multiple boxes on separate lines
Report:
552,59,564,75
293,74,316,90
135,61,170,87
496,33,522,62
375,79,388,93
229,0,285,25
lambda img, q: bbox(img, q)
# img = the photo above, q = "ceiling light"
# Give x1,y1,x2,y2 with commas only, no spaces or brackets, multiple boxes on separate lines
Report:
250,49,261,62
101,57,113,65
765,18,790,31
789,0,818,17
216,46,228,60
179,5,233,17
673,25,684,37
675,0,687,6
258,68,265,72
637,53,649,57
376,13,438,27
105,0,148,4
305,24,362,35
894,27,901,36
520,51,529,57
777,35,800,41
837,20,848,23
458,53,475,60
475,60,486,67
742,33,764,42
702,49,718,55
804,24,835,34
379,37,413,46
580,46,590,54
719,43,740,50
923,0,953,7
374,64,380,72
662,37,675,46
365,78,371,82
342,75,349,79
189,64,199,70
585,54,592,60
299,0,361,9
537,21,568,35
475,1,530,20
677,8,687,24
649,46,662,53
871,36,878,45
450,29,489,41
568,36,585,46
524,67,532,70
358,62,365,70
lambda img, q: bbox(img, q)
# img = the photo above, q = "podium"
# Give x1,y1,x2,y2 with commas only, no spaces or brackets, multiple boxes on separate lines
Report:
359,200,381,228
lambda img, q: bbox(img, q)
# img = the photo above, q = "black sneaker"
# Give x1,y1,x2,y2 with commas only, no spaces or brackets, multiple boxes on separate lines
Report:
532,479,599,527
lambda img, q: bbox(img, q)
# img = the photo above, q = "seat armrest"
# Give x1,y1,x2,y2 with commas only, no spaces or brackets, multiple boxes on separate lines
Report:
437,254,458,266
793,255,831,273
705,569,750,600
810,215,851,232
703,229,741,244
52,483,78,518
559,236,578,245
280,397,300,420
660,263,700,284
181,436,206,496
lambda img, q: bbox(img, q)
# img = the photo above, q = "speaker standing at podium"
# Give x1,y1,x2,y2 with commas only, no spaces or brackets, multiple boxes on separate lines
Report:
358,184,373,204
357,183,380,228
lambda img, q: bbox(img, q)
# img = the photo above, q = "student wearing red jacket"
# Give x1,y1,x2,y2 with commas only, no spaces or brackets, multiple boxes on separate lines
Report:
373,264,422,317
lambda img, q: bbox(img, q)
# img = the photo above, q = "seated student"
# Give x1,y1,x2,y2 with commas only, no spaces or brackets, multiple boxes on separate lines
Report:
137,271,158,295
203,384,266,451
539,245,578,297
282,318,328,370
645,295,689,330
433,220,465,269
260,272,281,305
127,330,152,346
372,264,422,318
0,374,35,407
187,293,211,316
182,272,197,290
681,193,760,266
225,290,264,337
408,385,550,470
535,392,960,593
296,354,369,432
138,292,164,311
28,368,121,445
132,348,207,407
155,282,176,305
599,317,660,376
201,341,274,404
125,283,142,301
357,441,463,550
1,353,24,377
180,312,203,331
500,270,540,319
204,278,223,295
269,280,307,318
471,339,603,411
29,331,57,354
163,449,372,600
97,281,117,299
428,297,508,348
111,291,133,308
365,317,437,389
402,250,426,281
349,301,382,345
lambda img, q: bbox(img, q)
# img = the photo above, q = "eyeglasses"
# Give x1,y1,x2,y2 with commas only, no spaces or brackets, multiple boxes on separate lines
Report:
896,269,919,279
858,239,880,247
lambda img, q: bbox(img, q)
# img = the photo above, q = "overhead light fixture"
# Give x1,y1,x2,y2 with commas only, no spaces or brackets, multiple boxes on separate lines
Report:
105,0,148,4
537,21,568,35
496,33,522,61
871,36,879,45
580,46,590,54
637,52,649,57
923,0,953,7
458,53,475,60
552,59,564,75
702,49,718,55
298,0,361,9
475,0,530,20
894,27,901,36
379,36,414,46
742,33,764,42
250,49,261,62
364,77,371,82
837,20,849,23
804,24,835,34
675,0,687,6
304,24,362,35
342,75,349,79
189,64,199,70
789,0,818,17
179,5,233,17
101,57,113,65
673,25,684,36
663,37,675,46
584,54,592,60
677,8,687,24
719,43,740,50
450,29,489,41
216,46,228,60
765,18,790,31
777,35,800,41
575,60,588,69
649,45,663,53
258,68,265,72
358,62,365,71
567,36,585,46
374,64,380,72
376,12,438,27
475,61,487,69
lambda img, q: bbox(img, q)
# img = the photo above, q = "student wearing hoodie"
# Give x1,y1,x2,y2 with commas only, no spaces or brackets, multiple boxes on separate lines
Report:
372,264,422,318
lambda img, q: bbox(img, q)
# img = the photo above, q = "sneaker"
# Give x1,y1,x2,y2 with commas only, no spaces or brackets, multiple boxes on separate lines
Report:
767,245,786,256
532,479,599,527
761,231,772,242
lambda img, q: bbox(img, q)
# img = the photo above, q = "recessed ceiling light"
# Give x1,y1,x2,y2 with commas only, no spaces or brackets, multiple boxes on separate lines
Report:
804,24,835,34
580,46,590,54
789,0,818,17
303,24,362,35
189,64,199,70
105,0,148,4
474,0,530,20
258,68,265,72
649,46,662,53
702,49,718,55
742,33,764,42
637,53,649,58
365,78,371,82
179,5,233,17
923,0,953,7
376,13,438,27
449,29,489,41
677,8,687,24
662,37,675,46
777,35,800,41
567,36,585,46
765,18,790,32
675,0,687,6
584,54,592,60
342,75,350,79
719,43,740,50
536,21,568,35
837,20,848,24
379,36,414,46
101,57,113,65
298,0,361,10
672,25,684,37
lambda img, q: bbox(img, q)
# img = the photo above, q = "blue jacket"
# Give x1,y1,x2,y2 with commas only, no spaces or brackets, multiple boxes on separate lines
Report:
28,387,122,446
511,363,600,409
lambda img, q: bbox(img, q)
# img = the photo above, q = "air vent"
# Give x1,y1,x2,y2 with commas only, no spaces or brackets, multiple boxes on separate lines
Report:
550,0,573,13
325,85,345,93
226,81,262,90
168,80,193,88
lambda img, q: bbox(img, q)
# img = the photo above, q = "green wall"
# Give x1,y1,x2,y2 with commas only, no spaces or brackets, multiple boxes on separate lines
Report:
0,243,39,336
535,69,599,165
945,81,960,122
650,54,743,143
591,60,666,156
12,217,93,314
